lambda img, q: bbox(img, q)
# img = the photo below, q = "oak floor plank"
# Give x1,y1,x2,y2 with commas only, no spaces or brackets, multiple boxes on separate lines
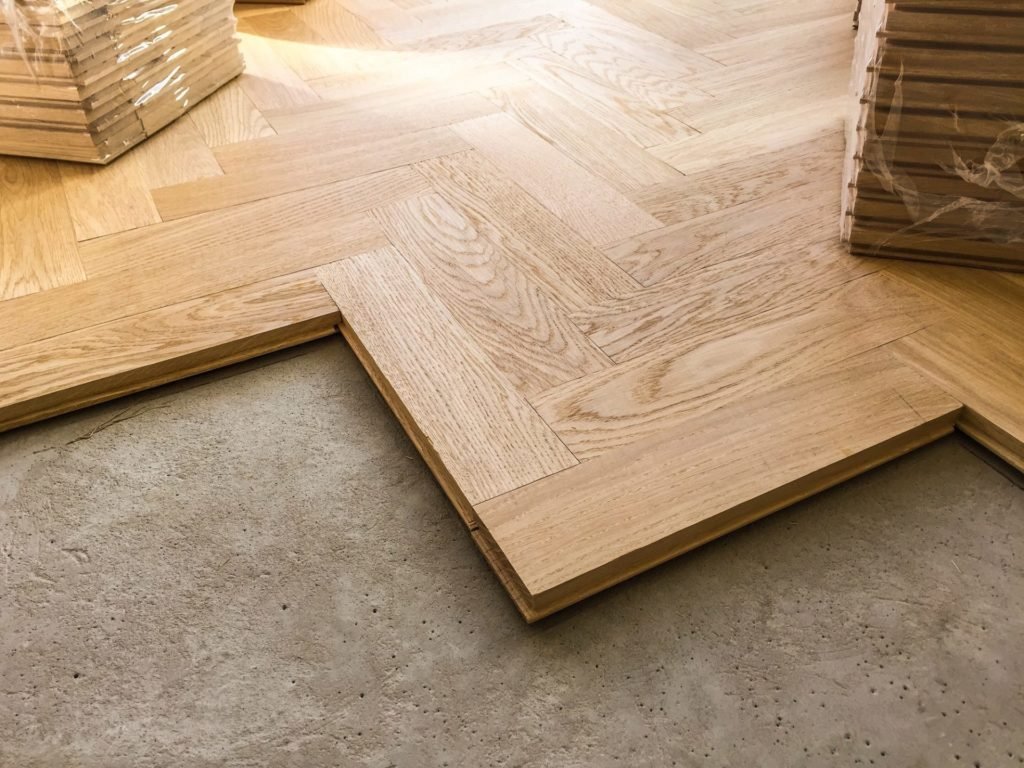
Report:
259,90,498,144
0,158,85,300
60,118,222,240
239,8,373,82
292,0,386,48
577,0,735,49
373,193,611,397
477,348,961,616
486,83,683,193
890,323,1024,472
187,79,277,148
0,271,337,432
576,239,880,362
236,31,322,112
0,169,418,350
512,47,696,147
318,247,579,505
535,25,709,112
153,126,466,220
416,150,640,311
405,14,568,51
451,113,662,246
629,130,845,225
532,273,941,459
649,97,847,174
606,177,841,285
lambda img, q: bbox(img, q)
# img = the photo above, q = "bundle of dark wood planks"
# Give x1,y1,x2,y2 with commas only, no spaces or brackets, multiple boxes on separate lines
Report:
0,0,243,163
843,0,1024,271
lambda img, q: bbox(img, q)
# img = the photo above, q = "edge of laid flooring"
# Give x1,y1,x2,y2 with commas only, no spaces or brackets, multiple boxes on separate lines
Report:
489,416,958,622
337,320,541,621
957,409,1024,474
0,275,339,434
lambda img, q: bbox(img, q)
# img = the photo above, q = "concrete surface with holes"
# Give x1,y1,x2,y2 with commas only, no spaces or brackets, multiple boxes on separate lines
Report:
1,338,1022,768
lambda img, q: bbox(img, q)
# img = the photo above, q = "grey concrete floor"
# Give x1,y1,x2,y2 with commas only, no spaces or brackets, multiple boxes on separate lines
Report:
1,338,1022,768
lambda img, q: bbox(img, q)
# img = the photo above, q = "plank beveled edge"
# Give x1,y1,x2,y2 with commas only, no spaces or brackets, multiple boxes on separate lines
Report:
0,273,339,433
474,351,963,621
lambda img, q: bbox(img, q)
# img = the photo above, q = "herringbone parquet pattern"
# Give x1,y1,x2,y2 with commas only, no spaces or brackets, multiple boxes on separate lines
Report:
2,0,1022,619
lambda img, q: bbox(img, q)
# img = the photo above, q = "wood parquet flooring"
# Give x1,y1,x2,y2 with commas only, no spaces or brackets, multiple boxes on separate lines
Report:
2,0,1022,620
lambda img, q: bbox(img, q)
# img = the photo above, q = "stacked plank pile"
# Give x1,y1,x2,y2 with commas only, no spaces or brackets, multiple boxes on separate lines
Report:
0,0,243,163
843,0,1024,270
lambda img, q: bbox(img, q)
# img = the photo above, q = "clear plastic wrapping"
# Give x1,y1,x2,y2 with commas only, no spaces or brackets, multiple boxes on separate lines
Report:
0,0,243,163
842,0,1024,270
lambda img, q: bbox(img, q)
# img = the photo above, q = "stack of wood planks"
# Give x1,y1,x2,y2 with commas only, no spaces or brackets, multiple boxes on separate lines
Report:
843,0,1024,270
0,0,243,163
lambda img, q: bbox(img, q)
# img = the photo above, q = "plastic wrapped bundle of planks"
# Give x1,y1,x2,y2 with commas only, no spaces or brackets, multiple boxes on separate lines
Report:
0,0,244,163
842,0,1024,271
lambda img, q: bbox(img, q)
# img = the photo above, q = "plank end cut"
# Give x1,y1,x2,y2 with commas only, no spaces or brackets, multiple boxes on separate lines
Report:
475,349,962,621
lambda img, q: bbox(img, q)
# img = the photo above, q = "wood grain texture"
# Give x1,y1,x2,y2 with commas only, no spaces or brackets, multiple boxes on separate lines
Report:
477,349,962,616
452,113,661,246
236,31,322,111
890,323,1024,472
318,247,578,504
606,178,841,285
153,126,466,220
372,193,611,397
512,47,696,147
576,240,880,362
187,80,277,147
0,157,85,300
650,97,847,174
415,150,640,311
0,169,418,350
485,83,683,193
0,272,338,432
629,131,844,225
532,273,940,459
60,117,223,240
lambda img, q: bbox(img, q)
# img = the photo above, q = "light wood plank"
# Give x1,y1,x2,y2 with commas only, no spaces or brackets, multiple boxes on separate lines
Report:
574,0,736,49
59,118,223,240
532,273,940,459
486,82,683,193
416,150,640,310
152,126,467,220
512,47,696,147
451,113,661,246
260,90,498,143
606,177,841,285
650,97,847,174
0,168,420,350
477,348,962,617
629,130,844,225
317,247,579,504
0,157,85,300
372,193,611,397
890,323,1024,472
187,79,277,148
406,14,568,51
0,272,338,432
576,239,880,362
236,31,322,112
535,25,710,111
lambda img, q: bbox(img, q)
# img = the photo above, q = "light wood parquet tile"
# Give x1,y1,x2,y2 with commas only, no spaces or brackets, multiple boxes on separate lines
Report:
2,0,1021,621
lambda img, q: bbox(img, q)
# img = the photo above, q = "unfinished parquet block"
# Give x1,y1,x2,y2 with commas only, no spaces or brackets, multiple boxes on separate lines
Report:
1,0,1022,620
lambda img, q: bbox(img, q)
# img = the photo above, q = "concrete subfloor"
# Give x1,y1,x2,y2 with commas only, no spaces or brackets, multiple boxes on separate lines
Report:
1,338,1022,768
